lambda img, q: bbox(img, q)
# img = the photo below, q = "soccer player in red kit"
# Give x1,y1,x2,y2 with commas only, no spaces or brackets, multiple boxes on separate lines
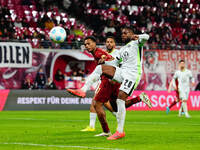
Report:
67,36,152,137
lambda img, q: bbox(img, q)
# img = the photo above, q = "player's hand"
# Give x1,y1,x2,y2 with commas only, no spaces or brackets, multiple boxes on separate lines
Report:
168,89,171,93
98,55,114,64
98,55,106,64
132,34,139,40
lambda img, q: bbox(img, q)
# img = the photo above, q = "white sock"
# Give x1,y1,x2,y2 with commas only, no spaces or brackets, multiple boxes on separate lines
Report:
81,65,102,92
182,102,190,117
116,99,126,133
178,103,183,116
89,112,97,128
112,112,117,117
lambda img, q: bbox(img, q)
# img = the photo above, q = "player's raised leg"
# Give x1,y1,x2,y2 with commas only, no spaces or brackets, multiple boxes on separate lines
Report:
139,92,152,108
125,93,152,108
66,66,101,98
67,65,115,98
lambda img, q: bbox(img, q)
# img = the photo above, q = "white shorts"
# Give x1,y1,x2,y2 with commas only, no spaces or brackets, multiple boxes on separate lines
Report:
178,90,189,100
113,67,141,95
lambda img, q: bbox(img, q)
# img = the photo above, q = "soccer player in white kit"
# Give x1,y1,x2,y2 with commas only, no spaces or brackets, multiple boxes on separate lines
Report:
67,27,150,140
167,60,195,118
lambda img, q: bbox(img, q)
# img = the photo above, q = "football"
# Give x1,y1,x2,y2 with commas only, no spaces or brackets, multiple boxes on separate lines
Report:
49,26,66,43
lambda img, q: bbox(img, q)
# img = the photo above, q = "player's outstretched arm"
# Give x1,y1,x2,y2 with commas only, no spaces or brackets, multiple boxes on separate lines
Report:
191,77,195,87
189,71,195,87
168,79,177,93
138,34,149,44
131,34,149,45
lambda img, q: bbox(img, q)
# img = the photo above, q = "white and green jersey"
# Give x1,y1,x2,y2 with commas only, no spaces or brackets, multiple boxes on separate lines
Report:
111,34,149,95
119,34,149,74
105,49,122,67
173,69,194,92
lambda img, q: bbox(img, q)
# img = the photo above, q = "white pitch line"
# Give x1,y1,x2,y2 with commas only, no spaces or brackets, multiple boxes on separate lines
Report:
0,142,126,150
6,118,86,122
5,118,200,126
6,118,168,125
7,118,47,121
126,121,168,125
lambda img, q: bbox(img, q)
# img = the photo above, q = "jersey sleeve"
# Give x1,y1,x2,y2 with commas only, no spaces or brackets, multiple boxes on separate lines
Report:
189,70,195,83
138,34,149,46
104,49,121,67
95,50,104,59
114,49,121,62
104,52,113,60
95,49,112,61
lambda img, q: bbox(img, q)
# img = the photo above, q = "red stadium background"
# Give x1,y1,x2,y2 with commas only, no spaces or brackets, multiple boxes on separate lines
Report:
0,49,199,91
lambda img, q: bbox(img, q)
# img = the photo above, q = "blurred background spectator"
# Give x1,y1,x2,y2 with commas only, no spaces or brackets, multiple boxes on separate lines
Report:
22,77,34,90
46,77,57,89
34,67,46,89
54,69,65,81
54,69,65,89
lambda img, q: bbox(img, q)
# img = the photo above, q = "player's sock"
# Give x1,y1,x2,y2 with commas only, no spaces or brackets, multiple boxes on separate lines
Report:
112,112,117,117
178,103,183,116
101,121,110,133
125,96,141,108
81,65,102,92
169,100,177,109
89,112,97,128
182,102,190,118
116,99,126,133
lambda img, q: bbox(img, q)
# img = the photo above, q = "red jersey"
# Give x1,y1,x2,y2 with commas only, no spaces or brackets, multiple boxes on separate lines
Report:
92,48,113,63
91,48,120,103
92,48,113,80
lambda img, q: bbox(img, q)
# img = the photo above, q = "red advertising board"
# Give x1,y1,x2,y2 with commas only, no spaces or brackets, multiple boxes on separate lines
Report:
0,90,10,111
0,90,200,111
128,91,200,111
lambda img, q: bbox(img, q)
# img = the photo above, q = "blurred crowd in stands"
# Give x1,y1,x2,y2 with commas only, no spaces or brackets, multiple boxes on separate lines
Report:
21,67,56,90
0,0,200,50
21,65,86,90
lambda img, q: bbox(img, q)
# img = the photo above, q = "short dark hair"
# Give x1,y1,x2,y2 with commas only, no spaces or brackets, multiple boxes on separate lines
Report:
106,36,116,43
84,36,96,42
122,26,143,34
123,26,134,33
179,60,185,63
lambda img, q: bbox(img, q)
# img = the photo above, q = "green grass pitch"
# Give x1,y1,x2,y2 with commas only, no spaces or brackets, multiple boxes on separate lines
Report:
0,110,200,150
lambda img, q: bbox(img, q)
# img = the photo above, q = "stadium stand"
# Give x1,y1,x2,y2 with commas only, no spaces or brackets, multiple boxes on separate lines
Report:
0,0,93,48
0,0,199,49
68,0,200,49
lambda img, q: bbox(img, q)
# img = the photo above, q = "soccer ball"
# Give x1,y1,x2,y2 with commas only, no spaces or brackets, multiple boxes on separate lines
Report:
49,26,66,43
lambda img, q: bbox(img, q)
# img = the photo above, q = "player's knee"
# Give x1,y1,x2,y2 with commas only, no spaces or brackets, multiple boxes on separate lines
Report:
118,91,128,100
90,99,96,112
94,100,100,110
102,65,115,78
